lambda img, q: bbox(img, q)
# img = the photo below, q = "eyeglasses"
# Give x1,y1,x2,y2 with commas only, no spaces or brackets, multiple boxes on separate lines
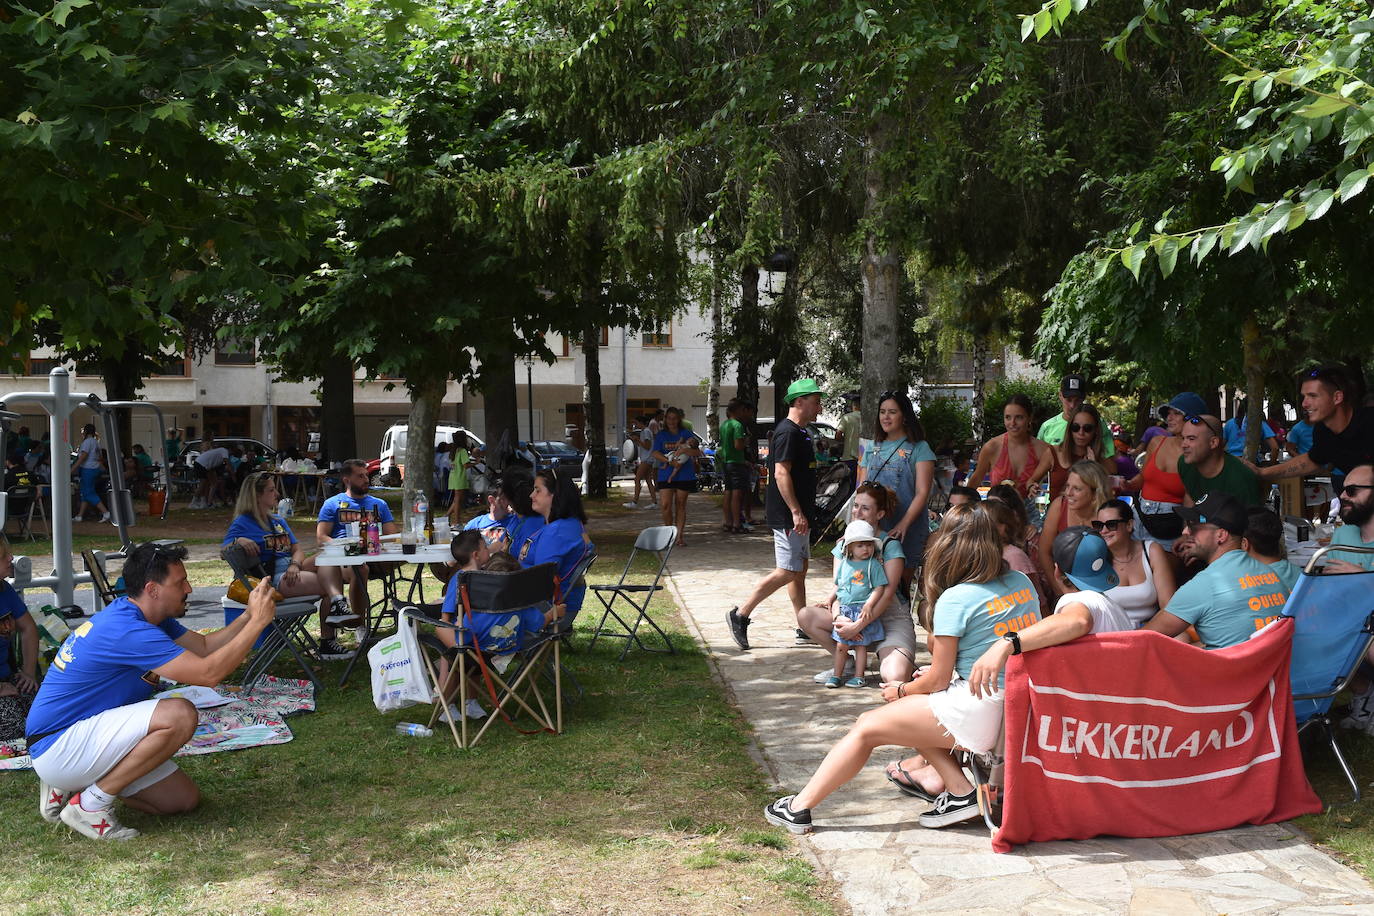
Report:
1069,423,1095,433
1184,415,1223,438
1341,484,1374,496
1090,518,1129,532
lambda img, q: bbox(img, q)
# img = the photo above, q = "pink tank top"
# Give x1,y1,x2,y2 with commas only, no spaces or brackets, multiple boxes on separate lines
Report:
989,435,1039,498
1141,444,1186,503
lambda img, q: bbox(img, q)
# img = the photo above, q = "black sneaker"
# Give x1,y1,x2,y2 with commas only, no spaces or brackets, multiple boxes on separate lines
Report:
794,627,813,645
726,608,751,650
317,638,353,661
324,597,359,625
763,795,813,834
918,790,981,828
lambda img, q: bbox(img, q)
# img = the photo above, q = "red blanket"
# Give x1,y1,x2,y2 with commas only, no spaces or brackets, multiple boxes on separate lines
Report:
993,619,1321,852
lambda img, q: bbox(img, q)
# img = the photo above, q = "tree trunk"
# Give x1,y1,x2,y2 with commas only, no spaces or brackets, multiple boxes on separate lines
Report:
860,116,899,428
735,264,761,409
970,338,989,442
706,258,724,445
1133,386,1153,444
771,261,802,422
582,324,606,498
477,340,519,472
319,358,357,462
1241,315,1265,462
99,349,142,456
401,372,444,529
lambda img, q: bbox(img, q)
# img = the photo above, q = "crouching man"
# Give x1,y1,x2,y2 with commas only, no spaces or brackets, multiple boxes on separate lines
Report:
25,543,276,840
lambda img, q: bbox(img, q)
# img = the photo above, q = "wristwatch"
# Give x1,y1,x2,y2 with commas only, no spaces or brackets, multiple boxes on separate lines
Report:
1002,631,1022,655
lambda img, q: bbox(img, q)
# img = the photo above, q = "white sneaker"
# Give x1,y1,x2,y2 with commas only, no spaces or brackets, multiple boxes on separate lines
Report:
99,512,110,522
40,781,71,823
813,659,855,684
71,514,83,523
465,698,487,719
60,796,139,840
622,501,639,509
353,626,369,645
1341,690,1374,730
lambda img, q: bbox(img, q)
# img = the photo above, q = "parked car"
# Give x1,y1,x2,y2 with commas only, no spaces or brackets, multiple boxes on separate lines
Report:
179,437,277,468
377,423,485,485
523,440,582,482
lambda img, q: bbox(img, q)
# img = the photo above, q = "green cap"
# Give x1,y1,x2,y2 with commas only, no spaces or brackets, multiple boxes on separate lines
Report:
784,378,826,403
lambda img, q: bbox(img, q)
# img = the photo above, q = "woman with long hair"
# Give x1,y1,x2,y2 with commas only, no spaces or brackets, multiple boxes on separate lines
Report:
519,469,594,623
651,407,701,545
968,395,1052,499
765,503,1041,832
795,481,920,685
1096,498,1177,628
1039,460,1112,598
1044,405,1114,502
857,391,936,589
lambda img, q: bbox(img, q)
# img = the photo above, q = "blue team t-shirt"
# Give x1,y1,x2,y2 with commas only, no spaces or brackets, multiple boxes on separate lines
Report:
25,598,188,757
440,571,547,653
517,517,592,612
318,492,394,539
932,570,1039,685
223,513,297,577
503,513,547,557
0,582,29,679
1165,549,1291,648
1286,421,1314,456
1268,557,1303,593
1330,525,1374,571
653,428,698,482
464,511,517,532
1223,418,1277,457
834,553,888,606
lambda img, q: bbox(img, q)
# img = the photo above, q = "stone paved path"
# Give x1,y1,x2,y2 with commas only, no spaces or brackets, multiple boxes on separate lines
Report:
662,516,1374,915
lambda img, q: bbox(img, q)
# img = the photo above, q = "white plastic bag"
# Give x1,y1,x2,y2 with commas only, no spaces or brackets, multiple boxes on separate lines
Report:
367,618,430,712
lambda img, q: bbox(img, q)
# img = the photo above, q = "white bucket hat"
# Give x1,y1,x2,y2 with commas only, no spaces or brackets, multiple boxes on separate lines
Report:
840,519,880,547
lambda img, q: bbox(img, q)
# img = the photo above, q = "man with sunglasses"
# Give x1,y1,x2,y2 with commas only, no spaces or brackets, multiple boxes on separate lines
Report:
1327,464,1374,574
1250,366,1374,493
25,543,277,840
1141,493,1291,648
1036,373,1116,458
1177,414,1265,508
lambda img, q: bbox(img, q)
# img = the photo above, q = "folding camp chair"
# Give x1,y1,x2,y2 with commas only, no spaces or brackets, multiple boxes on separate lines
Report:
4,486,36,541
80,550,123,610
587,525,677,660
221,543,323,694
1282,544,1374,803
402,562,561,749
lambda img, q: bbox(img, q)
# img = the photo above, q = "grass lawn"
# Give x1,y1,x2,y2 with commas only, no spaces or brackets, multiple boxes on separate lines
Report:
0,505,840,916
1294,720,1374,881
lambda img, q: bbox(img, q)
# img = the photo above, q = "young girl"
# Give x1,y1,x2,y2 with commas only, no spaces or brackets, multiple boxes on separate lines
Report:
824,520,887,688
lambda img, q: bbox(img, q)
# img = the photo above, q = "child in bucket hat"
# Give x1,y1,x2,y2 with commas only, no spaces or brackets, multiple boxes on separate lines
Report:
822,520,888,688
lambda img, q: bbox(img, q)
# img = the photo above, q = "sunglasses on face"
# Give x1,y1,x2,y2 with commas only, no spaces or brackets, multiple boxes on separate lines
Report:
1341,484,1374,497
1090,518,1129,532
1069,423,1095,433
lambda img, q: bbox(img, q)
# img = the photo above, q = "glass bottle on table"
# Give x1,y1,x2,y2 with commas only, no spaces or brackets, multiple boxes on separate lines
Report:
365,509,382,556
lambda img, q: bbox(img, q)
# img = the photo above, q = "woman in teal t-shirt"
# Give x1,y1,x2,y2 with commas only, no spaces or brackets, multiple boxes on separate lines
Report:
857,391,935,585
765,503,1048,832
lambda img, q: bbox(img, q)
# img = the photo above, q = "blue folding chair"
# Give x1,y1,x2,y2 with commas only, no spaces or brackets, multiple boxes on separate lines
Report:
1282,544,1374,803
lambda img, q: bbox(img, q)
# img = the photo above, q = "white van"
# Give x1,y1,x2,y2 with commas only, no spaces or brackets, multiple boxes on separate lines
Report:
377,424,484,484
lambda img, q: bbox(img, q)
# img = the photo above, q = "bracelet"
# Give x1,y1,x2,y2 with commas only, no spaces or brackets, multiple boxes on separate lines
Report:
897,683,907,698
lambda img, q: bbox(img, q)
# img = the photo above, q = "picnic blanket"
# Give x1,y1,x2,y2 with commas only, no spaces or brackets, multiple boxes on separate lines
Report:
993,619,1322,852
0,676,314,771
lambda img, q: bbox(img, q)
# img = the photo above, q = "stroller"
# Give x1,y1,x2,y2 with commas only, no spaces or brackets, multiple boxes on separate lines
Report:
809,461,855,545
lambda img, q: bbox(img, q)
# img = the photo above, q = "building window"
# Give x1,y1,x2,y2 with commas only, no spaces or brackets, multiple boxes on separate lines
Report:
626,398,660,414
641,323,671,348
27,357,63,376
214,337,256,366
152,352,190,377
557,328,610,357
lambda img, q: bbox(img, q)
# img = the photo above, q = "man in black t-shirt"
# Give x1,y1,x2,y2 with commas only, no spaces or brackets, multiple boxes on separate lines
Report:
727,379,824,650
1253,366,1374,488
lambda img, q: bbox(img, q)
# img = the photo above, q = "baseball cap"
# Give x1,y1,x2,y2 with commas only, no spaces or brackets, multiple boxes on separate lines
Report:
1165,392,1208,417
1173,492,1248,535
1051,526,1120,593
1060,374,1087,398
840,520,880,547
784,378,826,403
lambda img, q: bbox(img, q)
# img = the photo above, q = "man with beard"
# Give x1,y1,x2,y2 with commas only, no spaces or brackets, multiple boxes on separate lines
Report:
1327,463,1374,573
25,544,276,839
317,458,400,647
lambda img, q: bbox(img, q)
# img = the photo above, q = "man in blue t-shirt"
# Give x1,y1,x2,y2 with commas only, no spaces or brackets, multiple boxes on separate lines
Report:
316,459,399,625
1143,493,1292,648
464,489,516,535
24,544,276,841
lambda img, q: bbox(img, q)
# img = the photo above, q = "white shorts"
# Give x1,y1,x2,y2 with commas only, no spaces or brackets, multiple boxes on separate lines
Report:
772,528,810,572
32,699,181,795
927,677,1006,754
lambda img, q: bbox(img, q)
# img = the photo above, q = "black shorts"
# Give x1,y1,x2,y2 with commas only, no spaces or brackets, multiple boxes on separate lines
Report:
723,462,750,491
658,479,697,492
193,464,209,479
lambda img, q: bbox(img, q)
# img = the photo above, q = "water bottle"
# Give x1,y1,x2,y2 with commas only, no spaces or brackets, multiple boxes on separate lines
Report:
413,491,429,543
395,722,432,737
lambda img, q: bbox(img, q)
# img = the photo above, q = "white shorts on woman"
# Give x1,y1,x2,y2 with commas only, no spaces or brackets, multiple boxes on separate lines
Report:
927,676,1005,754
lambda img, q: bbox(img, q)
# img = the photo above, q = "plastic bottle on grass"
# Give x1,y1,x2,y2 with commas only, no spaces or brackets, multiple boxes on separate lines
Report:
395,723,432,738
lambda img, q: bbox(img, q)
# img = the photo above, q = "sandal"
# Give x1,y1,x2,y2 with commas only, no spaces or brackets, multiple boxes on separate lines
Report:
884,759,938,802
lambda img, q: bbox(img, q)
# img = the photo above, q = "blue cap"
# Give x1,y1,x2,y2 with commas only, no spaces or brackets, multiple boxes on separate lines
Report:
1166,392,1208,417
1051,527,1120,593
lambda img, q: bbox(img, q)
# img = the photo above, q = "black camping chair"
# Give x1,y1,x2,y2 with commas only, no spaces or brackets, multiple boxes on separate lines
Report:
221,543,323,694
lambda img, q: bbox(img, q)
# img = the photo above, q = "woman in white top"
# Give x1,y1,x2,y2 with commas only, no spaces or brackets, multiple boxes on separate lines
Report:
72,423,109,523
1095,498,1176,628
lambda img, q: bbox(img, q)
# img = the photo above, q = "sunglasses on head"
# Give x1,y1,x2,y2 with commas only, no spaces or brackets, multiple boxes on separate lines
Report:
1069,422,1095,433
1341,484,1374,496
1184,414,1223,437
1090,518,1129,532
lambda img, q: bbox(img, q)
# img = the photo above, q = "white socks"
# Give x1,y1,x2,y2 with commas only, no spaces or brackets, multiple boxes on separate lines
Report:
80,784,116,812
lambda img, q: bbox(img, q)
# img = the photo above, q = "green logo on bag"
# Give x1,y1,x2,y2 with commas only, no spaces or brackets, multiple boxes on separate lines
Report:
380,641,402,655
387,677,404,686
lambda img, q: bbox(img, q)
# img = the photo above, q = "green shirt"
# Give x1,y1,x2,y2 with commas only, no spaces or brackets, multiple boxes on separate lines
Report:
1037,413,1116,458
1166,549,1290,649
717,418,747,464
1329,525,1374,571
837,410,863,461
1176,453,1264,507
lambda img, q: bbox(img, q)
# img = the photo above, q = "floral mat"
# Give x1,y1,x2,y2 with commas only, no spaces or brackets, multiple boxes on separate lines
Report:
0,676,315,771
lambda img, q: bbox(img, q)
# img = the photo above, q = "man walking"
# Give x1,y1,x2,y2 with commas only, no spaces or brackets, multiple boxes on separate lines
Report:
727,380,824,650
26,544,276,840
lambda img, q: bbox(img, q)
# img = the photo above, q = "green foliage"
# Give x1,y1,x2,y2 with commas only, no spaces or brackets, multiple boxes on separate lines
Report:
984,377,1060,432
916,395,973,451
